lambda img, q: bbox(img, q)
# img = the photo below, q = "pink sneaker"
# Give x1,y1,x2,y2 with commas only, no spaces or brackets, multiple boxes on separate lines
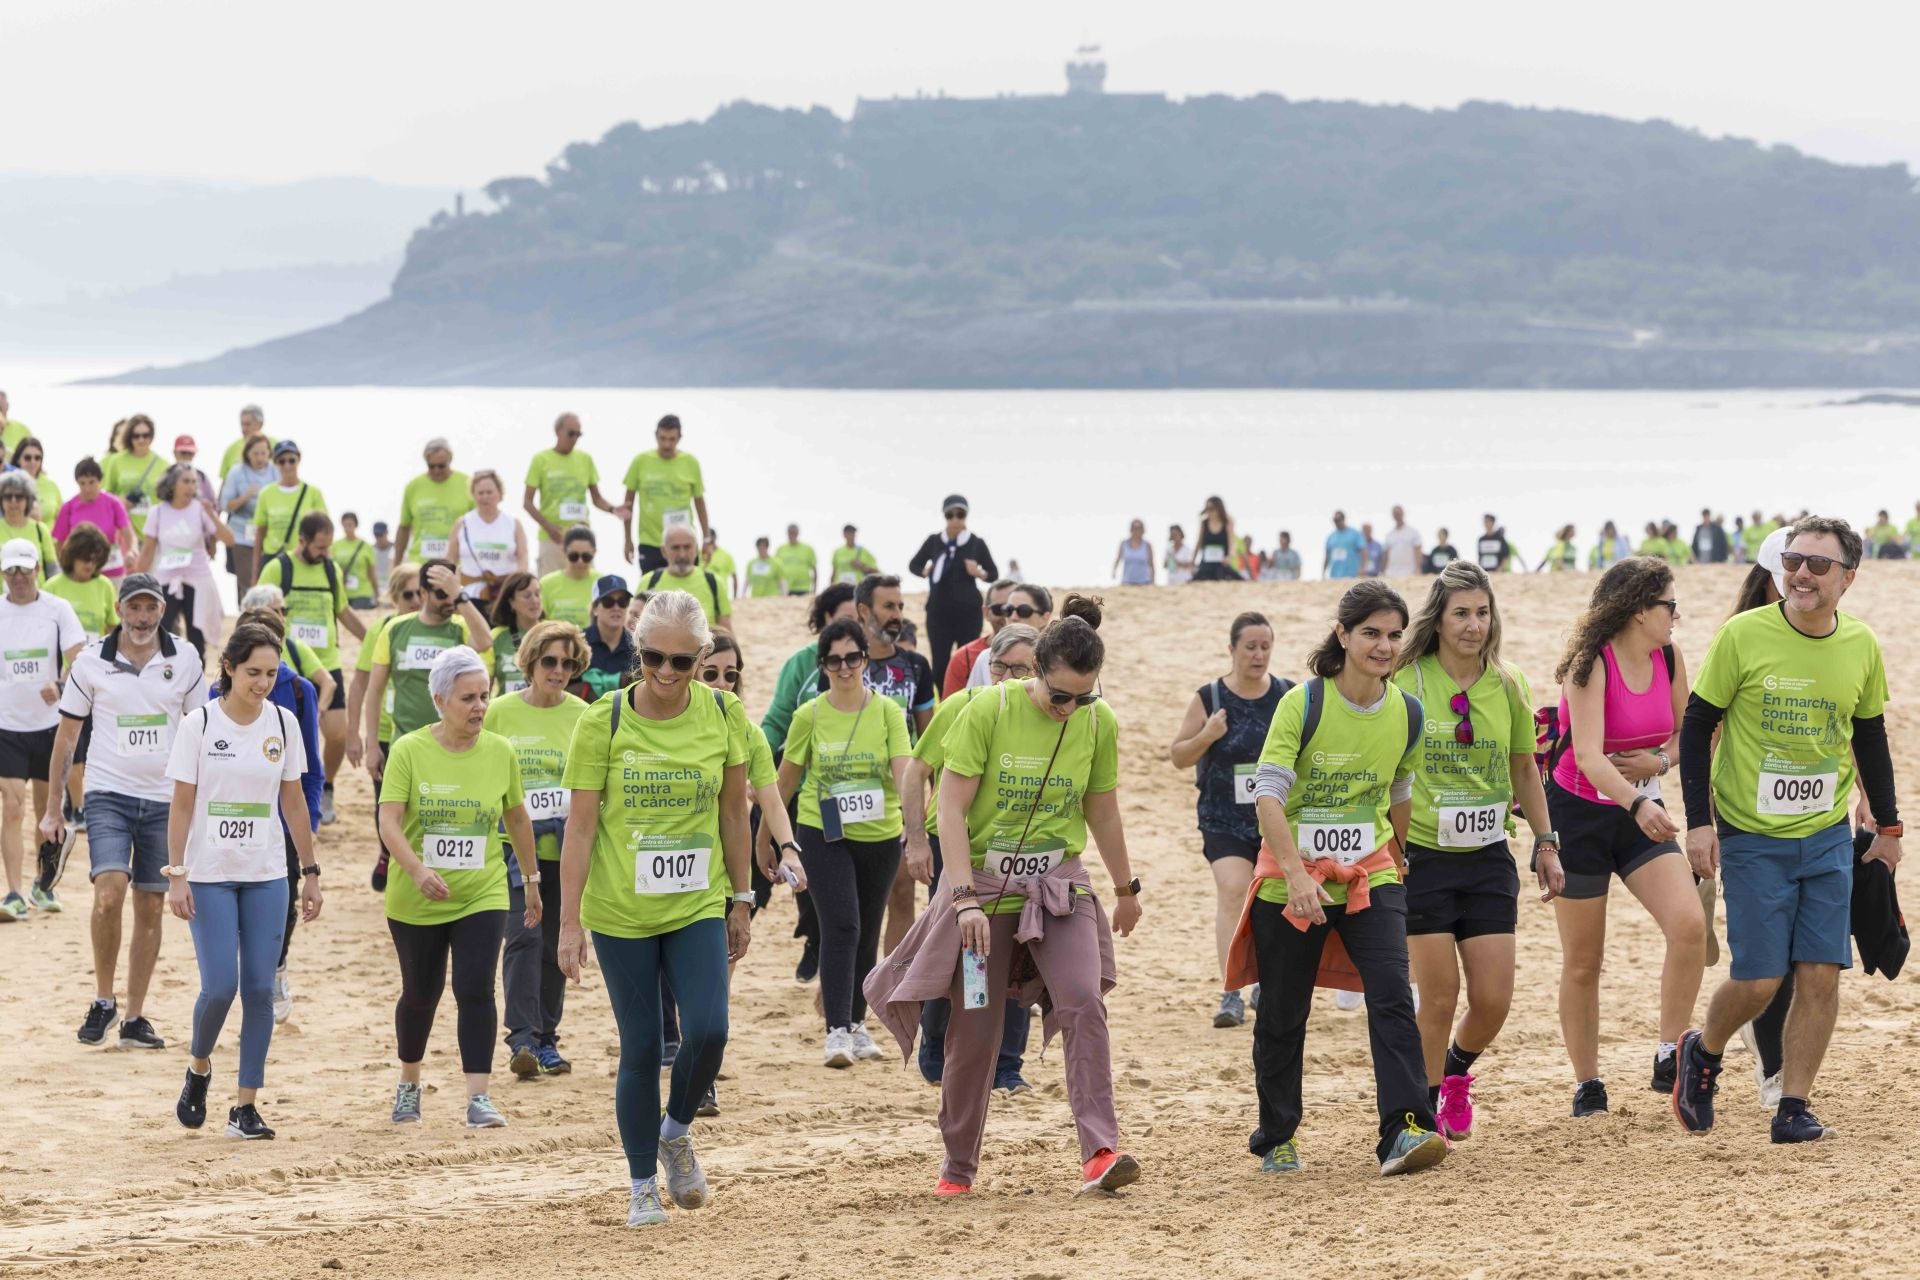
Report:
1436,1073,1475,1140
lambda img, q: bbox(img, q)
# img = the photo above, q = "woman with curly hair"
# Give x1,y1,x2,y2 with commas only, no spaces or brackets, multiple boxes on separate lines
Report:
1545,557,1703,1118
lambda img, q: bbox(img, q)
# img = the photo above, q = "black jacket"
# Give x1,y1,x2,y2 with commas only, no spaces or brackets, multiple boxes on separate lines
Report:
1853,828,1910,979
909,532,997,609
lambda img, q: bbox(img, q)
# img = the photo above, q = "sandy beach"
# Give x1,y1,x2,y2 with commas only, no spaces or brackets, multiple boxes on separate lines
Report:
3,565,1917,1280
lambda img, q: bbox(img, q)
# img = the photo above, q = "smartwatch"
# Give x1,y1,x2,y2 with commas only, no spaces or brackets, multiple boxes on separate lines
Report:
300,863,323,878
1114,877,1142,898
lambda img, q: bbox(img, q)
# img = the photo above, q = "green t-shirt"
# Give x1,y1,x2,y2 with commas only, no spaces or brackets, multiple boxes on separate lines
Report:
487,625,530,695
762,643,817,750
32,475,61,522
358,615,396,742
1,420,30,455
333,536,377,599
912,686,983,837
641,566,730,624
43,572,117,643
772,542,816,590
1905,518,1920,549
287,637,326,684
621,451,704,547
252,482,327,560
378,726,524,925
704,547,736,588
1867,522,1901,554
1741,521,1779,562
540,570,596,629
1694,603,1888,839
940,680,1119,915
561,685,751,939
220,434,275,477
830,544,877,585
101,451,165,536
746,722,776,790
483,691,588,860
1635,537,1667,559
782,692,912,841
745,557,784,598
399,472,474,559
264,551,349,670
372,611,474,736
524,448,600,542
1545,540,1578,571
1392,656,1534,852
1255,682,1419,907
3,517,57,574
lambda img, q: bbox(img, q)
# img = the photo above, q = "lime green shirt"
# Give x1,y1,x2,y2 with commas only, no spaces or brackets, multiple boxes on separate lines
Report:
1545,539,1578,571
3,517,57,574
399,472,473,561
484,691,588,860
1867,522,1901,555
783,692,912,841
641,565,730,624
252,482,326,560
561,685,751,939
621,451,704,547
371,612,474,736
745,557,784,598
286,637,325,685
772,542,816,591
333,536,377,599
1393,656,1533,851
703,547,737,590
1,420,30,455
912,686,983,838
540,570,596,629
43,572,117,643
1694,603,1887,839
1905,518,1920,549
379,727,524,925
220,434,275,477
31,475,60,522
524,448,600,543
262,551,350,670
1255,682,1418,906
831,544,877,585
940,681,1118,915
746,722,776,790
358,615,396,742
101,451,165,537
1741,521,1780,562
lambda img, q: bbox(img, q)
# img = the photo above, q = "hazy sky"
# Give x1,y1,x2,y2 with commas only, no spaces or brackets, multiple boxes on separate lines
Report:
11,0,1920,189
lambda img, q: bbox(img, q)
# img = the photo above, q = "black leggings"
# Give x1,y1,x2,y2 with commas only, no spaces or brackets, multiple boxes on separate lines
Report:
161,582,208,664
925,598,982,687
279,832,300,967
797,825,901,1030
388,911,508,1074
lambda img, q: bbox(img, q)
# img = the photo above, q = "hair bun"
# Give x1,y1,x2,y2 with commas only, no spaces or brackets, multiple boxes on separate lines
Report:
1059,592,1104,630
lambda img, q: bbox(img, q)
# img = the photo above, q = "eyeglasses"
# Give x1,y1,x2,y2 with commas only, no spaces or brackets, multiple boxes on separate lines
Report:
820,653,867,672
699,666,740,685
1041,677,1100,708
1779,552,1849,576
398,588,422,602
989,603,1040,619
1654,599,1681,616
988,661,1033,679
639,648,699,673
944,508,966,519
537,655,582,673
566,551,594,564
1449,691,1474,746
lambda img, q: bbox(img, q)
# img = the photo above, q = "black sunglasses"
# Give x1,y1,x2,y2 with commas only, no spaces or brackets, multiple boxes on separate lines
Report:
1779,552,1848,576
567,551,594,563
944,508,966,519
699,666,741,684
537,654,582,673
989,603,1040,619
1041,677,1100,708
600,595,632,609
639,648,699,673
821,653,867,672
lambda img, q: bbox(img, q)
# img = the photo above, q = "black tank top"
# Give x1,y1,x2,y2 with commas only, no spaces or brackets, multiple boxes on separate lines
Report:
1195,675,1290,839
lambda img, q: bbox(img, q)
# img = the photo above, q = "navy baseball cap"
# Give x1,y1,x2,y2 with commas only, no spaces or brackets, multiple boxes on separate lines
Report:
595,573,631,603
272,439,301,459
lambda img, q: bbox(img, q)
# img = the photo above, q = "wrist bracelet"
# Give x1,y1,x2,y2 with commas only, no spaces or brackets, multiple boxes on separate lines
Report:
1629,795,1649,816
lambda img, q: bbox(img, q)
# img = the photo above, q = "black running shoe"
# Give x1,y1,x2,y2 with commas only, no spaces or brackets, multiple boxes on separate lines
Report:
1771,1109,1831,1144
1572,1078,1609,1118
1650,1050,1677,1094
119,1016,166,1049
226,1104,276,1139
794,938,819,984
1672,1029,1720,1134
34,840,60,894
371,850,390,892
177,1066,211,1129
77,999,118,1045
696,1083,719,1118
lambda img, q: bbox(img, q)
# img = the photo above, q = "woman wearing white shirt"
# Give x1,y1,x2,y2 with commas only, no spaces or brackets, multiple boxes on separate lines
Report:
164,621,319,1140
138,464,232,662
454,470,527,608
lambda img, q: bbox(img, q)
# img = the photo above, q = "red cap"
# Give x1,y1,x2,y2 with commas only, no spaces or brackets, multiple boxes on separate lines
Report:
173,434,197,452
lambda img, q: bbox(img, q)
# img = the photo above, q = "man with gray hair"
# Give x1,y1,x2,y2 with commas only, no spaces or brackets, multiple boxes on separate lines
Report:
220,403,273,480
394,438,471,565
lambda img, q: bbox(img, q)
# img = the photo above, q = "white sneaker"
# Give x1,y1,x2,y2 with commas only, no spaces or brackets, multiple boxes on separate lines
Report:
1335,990,1365,1011
849,1022,886,1062
822,1026,856,1068
1736,1021,1783,1109
272,965,292,1024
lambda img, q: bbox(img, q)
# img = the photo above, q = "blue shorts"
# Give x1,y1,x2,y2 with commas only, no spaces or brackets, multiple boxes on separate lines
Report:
1720,821,1854,981
86,792,171,894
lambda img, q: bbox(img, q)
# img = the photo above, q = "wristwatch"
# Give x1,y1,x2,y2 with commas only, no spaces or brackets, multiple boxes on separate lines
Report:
300,863,323,878
1114,877,1142,898
161,864,189,879
1532,832,1561,852
779,841,802,859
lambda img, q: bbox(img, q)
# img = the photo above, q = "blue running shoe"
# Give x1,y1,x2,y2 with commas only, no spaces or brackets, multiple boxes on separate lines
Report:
534,1045,571,1075
1771,1109,1831,1144
1260,1140,1300,1173
1672,1029,1720,1134
1379,1113,1448,1176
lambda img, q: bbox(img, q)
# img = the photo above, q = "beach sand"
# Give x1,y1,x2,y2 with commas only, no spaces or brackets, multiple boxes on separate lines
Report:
3,566,1917,1279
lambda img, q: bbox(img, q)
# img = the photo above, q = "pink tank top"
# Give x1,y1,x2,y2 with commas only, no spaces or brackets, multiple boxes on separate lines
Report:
1552,643,1673,804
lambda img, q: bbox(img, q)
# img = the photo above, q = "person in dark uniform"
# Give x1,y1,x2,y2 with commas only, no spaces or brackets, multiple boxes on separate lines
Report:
908,495,997,677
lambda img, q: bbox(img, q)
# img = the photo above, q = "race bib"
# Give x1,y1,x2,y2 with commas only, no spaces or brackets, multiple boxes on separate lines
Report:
524,785,569,820
399,640,449,671
837,571,859,585
419,537,450,560
118,713,168,755
206,801,274,857
156,546,194,572
105,546,125,572
503,676,528,694
662,509,693,531
984,838,1065,879
1756,756,1839,817
1437,800,1507,849
1330,546,1350,565
828,783,883,824
472,540,512,567
1233,762,1258,805
558,501,588,522
2,648,49,685
631,832,711,895
290,620,329,648
1634,774,1662,802
345,572,363,593
1201,545,1226,564
421,829,485,870
1296,806,1375,866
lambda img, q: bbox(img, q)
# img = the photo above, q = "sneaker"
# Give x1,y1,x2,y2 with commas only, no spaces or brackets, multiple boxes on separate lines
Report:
1672,1029,1720,1134
176,1066,211,1129
1077,1148,1141,1196
934,1178,972,1196
1334,989,1365,1012
29,884,59,912
823,1026,855,1068
661,1133,708,1209
119,1016,166,1049
319,786,338,826
509,1045,540,1080
1249,982,1260,1011
391,1081,422,1124
994,1072,1033,1097
227,1104,276,1140
849,1022,886,1062
1572,1078,1609,1118
1379,1114,1449,1176
77,999,118,1045
272,965,292,1025
1650,1048,1677,1094
1771,1108,1832,1144
1260,1139,1300,1173
696,1083,720,1117
51,827,80,889
33,840,64,903
661,1039,680,1069
1213,990,1246,1029
627,1179,668,1227
534,1045,571,1075
1436,1073,1475,1140
794,938,820,984
1757,1069,1784,1111
466,1094,508,1128
0,892,28,921
370,850,389,892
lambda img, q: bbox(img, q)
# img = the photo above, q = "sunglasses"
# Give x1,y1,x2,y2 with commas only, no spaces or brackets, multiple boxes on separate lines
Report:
537,654,582,673
989,603,1040,619
276,456,300,464
399,588,422,601
1449,691,1474,746
699,666,741,685
600,595,632,610
18,454,40,464
130,431,154,441
567,551,594,563
1041,677,1100,708
639,648,699,673
988,661,1033,679
1653,599,1681,616
944,508,966,519
821,653,867,672
1779,552,1848,576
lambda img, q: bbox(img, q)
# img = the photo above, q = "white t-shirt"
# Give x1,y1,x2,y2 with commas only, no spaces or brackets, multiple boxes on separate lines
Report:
0,592,86,733
1382,525,1422,578
166,699,306,882
58,631,205,802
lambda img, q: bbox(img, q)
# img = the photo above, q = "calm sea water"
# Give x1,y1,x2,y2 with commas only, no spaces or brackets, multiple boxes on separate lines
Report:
8,359,1918,585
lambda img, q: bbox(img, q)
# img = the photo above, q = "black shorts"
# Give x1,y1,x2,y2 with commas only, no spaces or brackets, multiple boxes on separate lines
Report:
0,725,56,781
327,667,346,712
1201,828,1260,864
1404,841,1519,938
1546,774,1679,899
636,544,667,574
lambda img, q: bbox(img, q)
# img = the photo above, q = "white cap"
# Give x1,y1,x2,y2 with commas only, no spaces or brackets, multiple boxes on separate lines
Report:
1757,525,1791,597
0,537,37,572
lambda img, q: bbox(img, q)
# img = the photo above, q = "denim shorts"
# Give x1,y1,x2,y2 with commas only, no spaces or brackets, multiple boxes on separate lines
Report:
1720,820,1854,980
86,792,171,893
